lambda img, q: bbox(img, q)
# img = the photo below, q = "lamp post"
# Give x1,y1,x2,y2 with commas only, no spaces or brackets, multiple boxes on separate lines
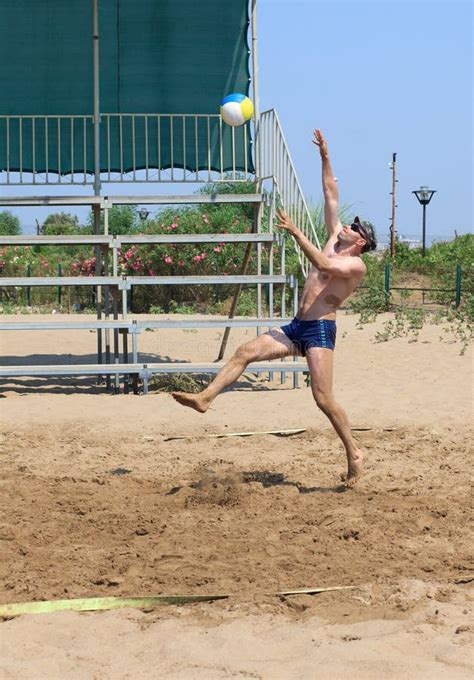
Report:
412,186,436,256
138,208,150,223
389,153,398,259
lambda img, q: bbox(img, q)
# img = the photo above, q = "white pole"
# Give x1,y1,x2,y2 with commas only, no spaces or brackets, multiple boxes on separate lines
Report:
93,0,101,196
251,0,261,182
92,0,105,380
251,1,263,327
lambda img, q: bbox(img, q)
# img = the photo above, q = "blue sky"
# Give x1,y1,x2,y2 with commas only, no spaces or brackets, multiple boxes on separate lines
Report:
258,0,473,242
2,0,473,243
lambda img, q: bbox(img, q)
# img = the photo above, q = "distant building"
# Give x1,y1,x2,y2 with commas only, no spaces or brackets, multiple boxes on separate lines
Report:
398,235,422,249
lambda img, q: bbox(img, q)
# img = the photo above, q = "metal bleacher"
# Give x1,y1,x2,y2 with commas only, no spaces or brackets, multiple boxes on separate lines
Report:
0,2,317,393
0,216,306,392
0,135,317,394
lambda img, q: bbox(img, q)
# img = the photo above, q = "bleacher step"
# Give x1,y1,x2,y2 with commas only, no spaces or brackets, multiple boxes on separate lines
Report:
0,361,307,378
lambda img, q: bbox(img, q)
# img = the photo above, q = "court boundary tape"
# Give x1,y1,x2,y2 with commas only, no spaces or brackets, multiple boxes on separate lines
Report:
0,586,357,617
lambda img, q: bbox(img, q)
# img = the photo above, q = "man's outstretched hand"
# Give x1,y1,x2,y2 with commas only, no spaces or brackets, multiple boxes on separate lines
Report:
275,208,298,236
312,129,329,159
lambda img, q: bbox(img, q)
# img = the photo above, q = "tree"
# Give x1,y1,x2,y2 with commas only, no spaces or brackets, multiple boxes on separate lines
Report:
87,205,139,236
41,212,80,235
0,210,21,235
198,178,257,222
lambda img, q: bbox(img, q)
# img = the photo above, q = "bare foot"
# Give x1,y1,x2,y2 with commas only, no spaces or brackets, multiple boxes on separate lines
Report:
340,450,364,488
171,391,209,413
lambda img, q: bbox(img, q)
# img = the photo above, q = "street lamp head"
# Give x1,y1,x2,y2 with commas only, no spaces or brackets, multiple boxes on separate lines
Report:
138,208,150,221
412,186,436,257
412,185,436,205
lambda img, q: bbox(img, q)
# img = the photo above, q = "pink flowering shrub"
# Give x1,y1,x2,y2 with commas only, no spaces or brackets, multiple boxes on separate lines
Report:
0,245,55,276
0,184,272,310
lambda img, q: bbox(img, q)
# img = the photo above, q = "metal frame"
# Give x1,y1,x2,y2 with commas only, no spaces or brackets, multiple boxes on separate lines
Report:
260,109,320,275
0,194,264,208
0,275,291,287
0,360,308,395
0,113,253,186
0,310,310,394
0,2,322,392
0,252,300,390
0,232,277,246
0,202,298,393
1,274,292,324
0,317,300,381
1,1,258,187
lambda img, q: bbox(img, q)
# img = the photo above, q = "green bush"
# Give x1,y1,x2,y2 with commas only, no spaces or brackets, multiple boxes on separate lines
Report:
0,211,21,235
86,205,140,235
41,212,80,235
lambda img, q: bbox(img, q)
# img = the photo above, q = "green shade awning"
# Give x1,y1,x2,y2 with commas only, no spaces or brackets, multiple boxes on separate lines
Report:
0,0,253,177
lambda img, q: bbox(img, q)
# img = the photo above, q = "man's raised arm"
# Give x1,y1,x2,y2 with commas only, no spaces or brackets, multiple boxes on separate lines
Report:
275,209,366,280
312,129,342,238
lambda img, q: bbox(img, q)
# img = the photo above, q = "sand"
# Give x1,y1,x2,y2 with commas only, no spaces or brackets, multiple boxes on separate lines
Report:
0,312,473,679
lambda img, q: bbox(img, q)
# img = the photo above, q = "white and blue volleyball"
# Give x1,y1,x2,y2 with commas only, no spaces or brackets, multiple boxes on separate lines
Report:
220,93,254,127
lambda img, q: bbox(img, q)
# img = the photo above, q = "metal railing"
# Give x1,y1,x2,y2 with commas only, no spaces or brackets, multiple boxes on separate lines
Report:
0,115,94,184
0,108,319,278
260,109,320,275
101,114,251,183
379,262,465,308
0,113,252,185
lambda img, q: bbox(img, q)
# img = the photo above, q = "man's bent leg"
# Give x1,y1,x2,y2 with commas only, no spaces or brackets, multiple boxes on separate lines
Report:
172,329,296,413
305,347,363,487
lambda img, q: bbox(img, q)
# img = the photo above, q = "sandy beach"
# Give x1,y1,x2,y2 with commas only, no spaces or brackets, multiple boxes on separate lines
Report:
0,312,473,679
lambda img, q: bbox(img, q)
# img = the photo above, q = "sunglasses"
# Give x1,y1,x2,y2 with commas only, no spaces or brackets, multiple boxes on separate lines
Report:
350,222,366,239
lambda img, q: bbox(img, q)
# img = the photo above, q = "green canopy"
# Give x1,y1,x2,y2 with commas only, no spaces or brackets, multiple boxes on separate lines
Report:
0,0,253,177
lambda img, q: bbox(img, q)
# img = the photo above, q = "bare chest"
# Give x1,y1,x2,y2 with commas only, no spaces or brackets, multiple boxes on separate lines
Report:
302,267,353,307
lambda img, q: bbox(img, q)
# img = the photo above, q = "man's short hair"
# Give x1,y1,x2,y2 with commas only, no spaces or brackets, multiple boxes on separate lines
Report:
353,216,377,253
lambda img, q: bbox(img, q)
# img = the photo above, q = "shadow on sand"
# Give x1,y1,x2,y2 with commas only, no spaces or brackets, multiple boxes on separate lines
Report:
166,469,346,496
0,352,288,396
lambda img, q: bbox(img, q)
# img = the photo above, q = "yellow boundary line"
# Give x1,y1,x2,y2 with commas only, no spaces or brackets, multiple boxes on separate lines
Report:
0,587,357,617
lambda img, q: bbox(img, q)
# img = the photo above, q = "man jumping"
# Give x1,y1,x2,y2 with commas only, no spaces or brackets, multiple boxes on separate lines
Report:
172,129,377,487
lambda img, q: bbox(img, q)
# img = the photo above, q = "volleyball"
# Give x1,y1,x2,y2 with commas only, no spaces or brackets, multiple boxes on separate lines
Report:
220,93,254,127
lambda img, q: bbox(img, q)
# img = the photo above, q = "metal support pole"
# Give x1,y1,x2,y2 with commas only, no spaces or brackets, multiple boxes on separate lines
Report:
104,203,109,235
268,240,274,383
281,236,286,318
292,279,299,389
112,287,120,393
131,321,139,394
266,190,276,382
132,322,138,364
251,0,261,182
413,188,435,258
92,0,103,383
122,328,129,394
216,239,255,361
455,264,462,308
122,286,128,318
103,245,111,390
279,232,286,385
268,242,274,313
251,0,263,340
112,240,118,276
26,264,31,306
92,0,101,198
390,152,397,259
57,264,62,305
256,203,263,337
93,206,103,382
422,203,427,256
103,203,112,389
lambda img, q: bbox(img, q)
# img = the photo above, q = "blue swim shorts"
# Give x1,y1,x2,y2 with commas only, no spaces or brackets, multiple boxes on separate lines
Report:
280,317,337,354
